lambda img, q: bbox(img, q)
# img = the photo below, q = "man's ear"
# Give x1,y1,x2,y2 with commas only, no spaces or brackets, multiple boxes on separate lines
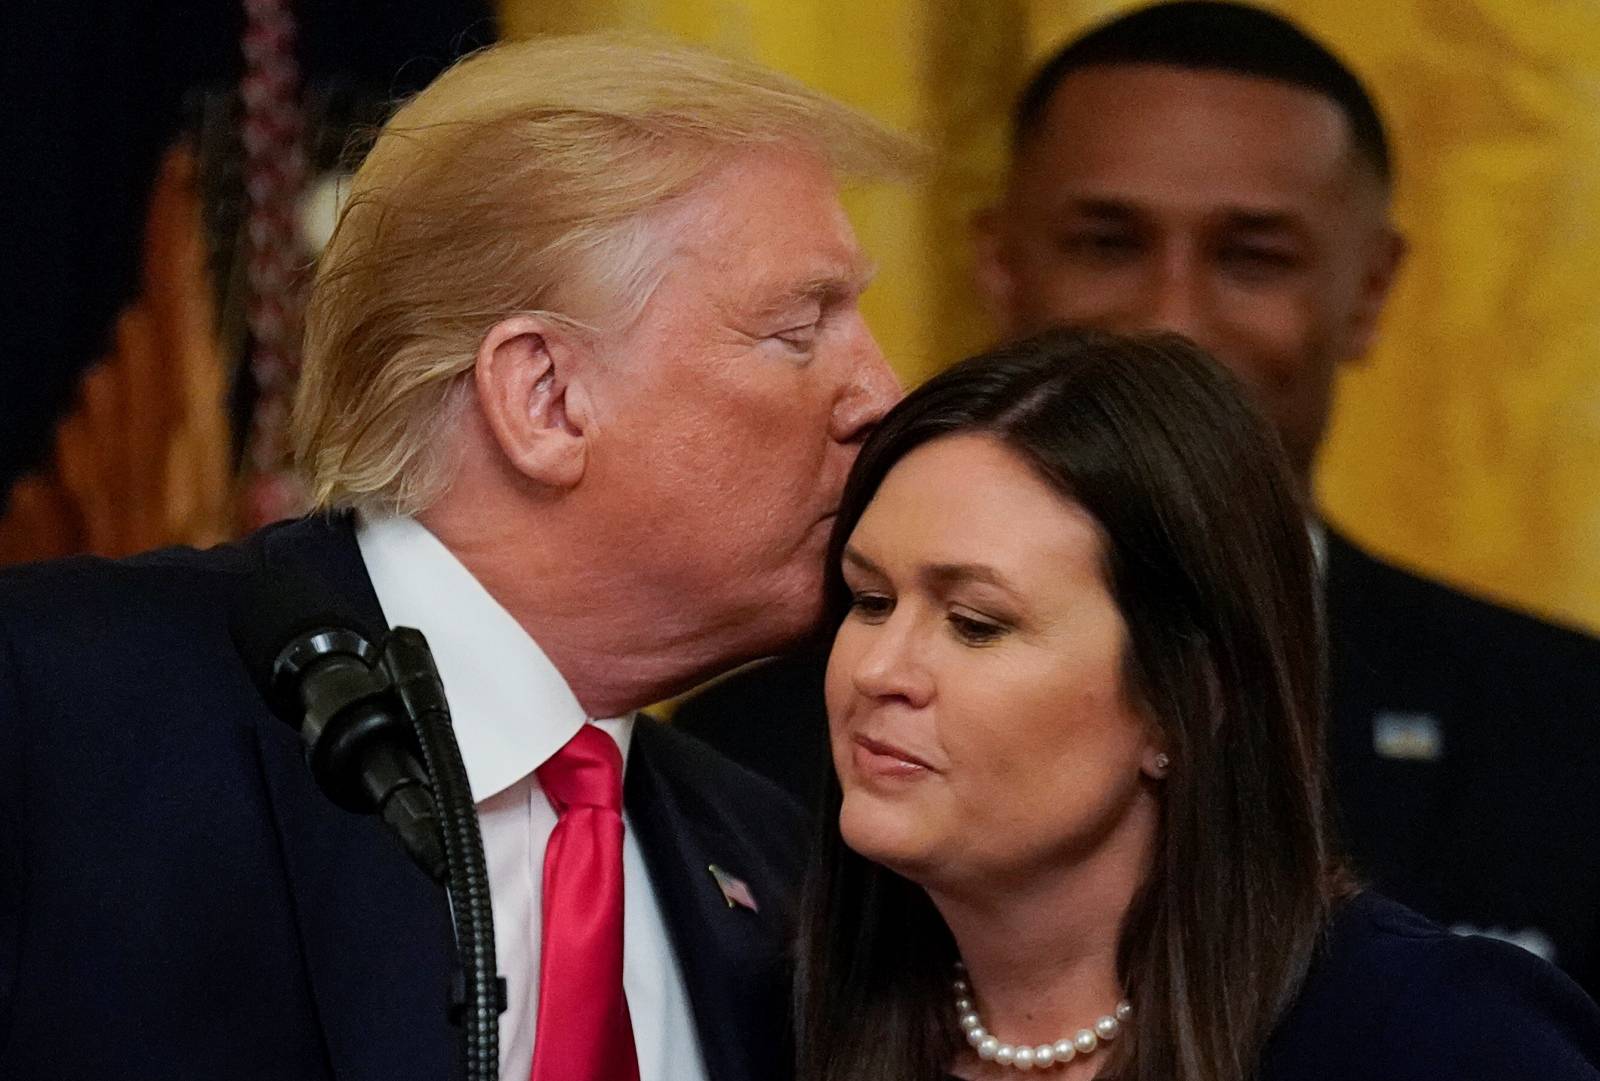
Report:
1345,225,1407,361
972,205,1021,336
473,315,591,490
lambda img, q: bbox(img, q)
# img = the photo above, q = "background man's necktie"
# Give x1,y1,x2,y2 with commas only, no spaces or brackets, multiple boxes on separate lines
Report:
529,725,641,1081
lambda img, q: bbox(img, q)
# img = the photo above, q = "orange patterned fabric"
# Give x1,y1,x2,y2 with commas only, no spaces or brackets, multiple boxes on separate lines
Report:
0,146,234,566
238,0,311,527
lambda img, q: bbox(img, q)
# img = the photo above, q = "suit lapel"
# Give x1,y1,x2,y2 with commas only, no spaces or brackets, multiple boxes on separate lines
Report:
249,515,462,1081
625,720,795,1081
1323,528,1454,907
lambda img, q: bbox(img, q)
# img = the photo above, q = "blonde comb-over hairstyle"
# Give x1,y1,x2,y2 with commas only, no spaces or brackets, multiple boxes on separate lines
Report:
292,33,919,516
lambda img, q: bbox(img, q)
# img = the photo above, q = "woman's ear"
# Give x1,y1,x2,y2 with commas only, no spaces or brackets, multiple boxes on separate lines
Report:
1141,714,1172,780
473,315,592,490
1140,656,1219,780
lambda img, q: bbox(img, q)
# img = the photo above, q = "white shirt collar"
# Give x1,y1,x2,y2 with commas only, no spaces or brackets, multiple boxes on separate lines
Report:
355,513,632,802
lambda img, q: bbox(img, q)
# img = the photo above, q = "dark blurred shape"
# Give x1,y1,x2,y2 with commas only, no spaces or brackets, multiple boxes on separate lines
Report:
0,0,493,503
0,145,235,566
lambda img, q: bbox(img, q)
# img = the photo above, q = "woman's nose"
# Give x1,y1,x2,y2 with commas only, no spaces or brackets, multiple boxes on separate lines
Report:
849,616,934,709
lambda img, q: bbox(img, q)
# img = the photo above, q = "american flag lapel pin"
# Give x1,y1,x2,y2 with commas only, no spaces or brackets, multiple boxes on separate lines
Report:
708,864,759,912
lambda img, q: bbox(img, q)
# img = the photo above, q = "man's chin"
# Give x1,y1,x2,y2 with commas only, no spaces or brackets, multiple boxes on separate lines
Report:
743,570,827,655
764,597,827,655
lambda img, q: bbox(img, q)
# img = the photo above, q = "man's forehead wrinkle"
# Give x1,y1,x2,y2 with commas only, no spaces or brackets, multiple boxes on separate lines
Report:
1038,63,1356,146
1012,126,1351,204
1038,189,1315,226
1015,70,1363,203
669,202,864,272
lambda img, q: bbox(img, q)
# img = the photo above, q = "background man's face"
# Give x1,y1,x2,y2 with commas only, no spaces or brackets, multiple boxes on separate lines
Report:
978,63,1400,485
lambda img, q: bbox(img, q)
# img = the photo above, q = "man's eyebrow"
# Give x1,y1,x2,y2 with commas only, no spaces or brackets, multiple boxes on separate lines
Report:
1058,198,1308,236
1222,209,1306,235
1061,197,1142,221
756,259,878,315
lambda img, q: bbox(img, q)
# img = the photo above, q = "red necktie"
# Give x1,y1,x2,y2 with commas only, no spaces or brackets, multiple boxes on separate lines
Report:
529,725,641,1081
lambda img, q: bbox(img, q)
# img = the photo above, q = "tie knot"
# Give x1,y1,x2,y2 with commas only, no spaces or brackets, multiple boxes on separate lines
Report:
536,724,624,813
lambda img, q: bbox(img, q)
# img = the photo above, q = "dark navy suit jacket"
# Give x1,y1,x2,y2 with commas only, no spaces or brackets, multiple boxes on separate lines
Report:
938,893,1600,1080
1260,891,1600,1079
1323,529,1600,988
676,527,1600,994
0,515,806,1081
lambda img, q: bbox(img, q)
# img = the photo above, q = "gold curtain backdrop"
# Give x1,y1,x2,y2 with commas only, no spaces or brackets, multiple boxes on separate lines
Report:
502,0,1600,635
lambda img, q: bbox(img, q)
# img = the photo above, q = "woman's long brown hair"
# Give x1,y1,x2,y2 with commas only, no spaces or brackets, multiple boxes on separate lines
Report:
795,329,1346,1081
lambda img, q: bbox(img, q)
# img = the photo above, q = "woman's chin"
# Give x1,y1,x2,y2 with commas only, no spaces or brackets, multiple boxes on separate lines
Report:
838,791,939,878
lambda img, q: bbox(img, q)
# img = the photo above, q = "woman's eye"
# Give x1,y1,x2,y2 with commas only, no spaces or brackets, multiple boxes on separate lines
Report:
848,592,893,620
948,612,1005,644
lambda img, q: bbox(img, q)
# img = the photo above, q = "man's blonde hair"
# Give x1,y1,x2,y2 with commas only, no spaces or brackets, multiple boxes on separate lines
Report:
293,33,918,515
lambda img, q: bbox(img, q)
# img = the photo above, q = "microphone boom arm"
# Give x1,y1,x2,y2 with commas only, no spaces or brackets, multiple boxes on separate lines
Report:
384,628,503,1077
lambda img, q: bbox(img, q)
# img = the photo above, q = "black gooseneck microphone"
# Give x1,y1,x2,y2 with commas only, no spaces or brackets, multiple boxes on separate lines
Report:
231,570,502,1081
230,574,447,881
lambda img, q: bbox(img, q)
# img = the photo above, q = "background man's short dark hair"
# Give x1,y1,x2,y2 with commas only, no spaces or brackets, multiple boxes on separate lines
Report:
1013,0,1392,184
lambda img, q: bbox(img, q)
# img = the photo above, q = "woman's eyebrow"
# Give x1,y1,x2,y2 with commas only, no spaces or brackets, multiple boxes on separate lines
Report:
845,550,1022,595
923,561,1019,595
840,546,883,575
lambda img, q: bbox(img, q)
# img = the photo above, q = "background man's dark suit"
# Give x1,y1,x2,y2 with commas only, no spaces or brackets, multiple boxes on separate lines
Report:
675,528,1600,994
0,515,805,1081
1323,527,1600,991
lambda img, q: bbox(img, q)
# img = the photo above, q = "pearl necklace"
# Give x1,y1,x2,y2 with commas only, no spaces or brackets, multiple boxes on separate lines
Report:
952,962,1132,1071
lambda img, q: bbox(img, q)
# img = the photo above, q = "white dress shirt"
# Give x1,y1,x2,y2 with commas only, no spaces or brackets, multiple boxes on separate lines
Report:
357,514,710,1081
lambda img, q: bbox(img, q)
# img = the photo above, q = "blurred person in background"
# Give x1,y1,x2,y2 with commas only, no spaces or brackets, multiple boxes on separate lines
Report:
0,34,910,1081
798,328,1600,1081
678,0,1600,995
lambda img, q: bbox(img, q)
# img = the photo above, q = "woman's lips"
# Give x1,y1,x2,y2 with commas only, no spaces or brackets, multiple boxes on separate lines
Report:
851,734,936,778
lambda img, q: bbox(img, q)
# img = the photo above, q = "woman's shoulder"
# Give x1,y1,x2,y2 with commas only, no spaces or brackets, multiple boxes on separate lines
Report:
1261,891,1600,1080
1306,890,1581,993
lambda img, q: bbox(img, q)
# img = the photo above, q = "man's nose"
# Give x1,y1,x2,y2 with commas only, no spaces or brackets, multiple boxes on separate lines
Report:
1113,254,1214,349
830,324,903,444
